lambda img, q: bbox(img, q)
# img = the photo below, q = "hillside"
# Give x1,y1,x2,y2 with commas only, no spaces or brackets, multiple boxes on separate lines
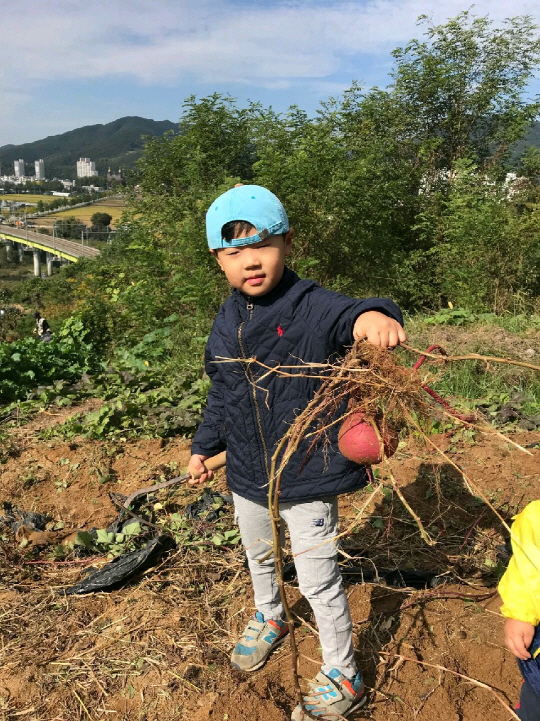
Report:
511,119,540,160
0,116,177,179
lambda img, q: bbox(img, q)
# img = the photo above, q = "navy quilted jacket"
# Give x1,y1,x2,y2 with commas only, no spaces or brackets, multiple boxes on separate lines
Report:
191,268,403,503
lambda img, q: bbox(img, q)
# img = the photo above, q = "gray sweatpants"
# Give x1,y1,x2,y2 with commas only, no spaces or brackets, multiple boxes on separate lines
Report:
233,492,357,678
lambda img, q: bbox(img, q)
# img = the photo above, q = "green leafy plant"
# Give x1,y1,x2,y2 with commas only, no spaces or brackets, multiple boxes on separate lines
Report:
422,308,482,326
44,370,208,440
0,316,98,404
211,528,242,546
95,522,143,557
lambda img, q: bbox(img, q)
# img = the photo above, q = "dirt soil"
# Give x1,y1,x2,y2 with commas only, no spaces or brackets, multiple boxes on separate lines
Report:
0,405,539,721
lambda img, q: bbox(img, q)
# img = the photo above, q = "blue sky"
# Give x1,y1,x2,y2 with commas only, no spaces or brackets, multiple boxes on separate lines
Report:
1,0,540,146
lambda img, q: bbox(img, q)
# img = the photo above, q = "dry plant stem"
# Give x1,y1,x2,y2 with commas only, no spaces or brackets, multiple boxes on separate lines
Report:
384,460,435,546
72,689,93,720
266,379,353,719
268,434,305,714
369,417,436,546
379,651,520,720
408,409,540,573
265,380,349,717
402,407,513,535
402,343,540,373
250,340,535,718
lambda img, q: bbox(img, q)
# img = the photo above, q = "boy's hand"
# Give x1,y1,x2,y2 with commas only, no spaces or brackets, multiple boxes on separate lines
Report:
187,454,214,486
504,618,535,660
353,311,406,348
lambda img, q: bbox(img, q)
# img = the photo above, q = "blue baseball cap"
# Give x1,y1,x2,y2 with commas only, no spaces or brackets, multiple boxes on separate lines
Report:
206,184,289,249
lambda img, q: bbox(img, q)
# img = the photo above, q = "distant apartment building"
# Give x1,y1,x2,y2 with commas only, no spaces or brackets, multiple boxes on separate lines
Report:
35,159,45,180
14,159,25,178
76,157,98,178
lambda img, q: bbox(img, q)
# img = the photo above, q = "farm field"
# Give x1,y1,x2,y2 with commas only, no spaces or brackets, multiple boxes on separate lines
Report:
1,196,127,229
0,415,538,721
36,199,127,229
0,194,58,205
0,322,539,721
1,194,58,218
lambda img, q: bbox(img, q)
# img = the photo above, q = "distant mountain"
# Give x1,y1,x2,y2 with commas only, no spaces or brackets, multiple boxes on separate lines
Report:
512,120,540,161
0,116,177,179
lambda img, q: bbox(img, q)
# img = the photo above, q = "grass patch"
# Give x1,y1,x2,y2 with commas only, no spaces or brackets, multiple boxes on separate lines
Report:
430,359,540,406
405,310,540,414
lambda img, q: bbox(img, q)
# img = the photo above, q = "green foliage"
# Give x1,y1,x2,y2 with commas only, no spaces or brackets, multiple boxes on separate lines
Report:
254,90,421,295
4,11,540,446
113,12,540,311
94,521,143,557
390,12,540,169
49,95,259,356
53,500,241,560
431,360,540,407
0,312,211,441
0,304,23,340
167,507,241,548
91,212,112,227
421,307,494,326
38,325,211,439
49,371,208,440
53,216,86,240
0,316,97,403
415,159,540,310
5,11,536,365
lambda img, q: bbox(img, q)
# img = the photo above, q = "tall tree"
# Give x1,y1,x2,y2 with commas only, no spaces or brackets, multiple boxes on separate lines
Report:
390,11,540,173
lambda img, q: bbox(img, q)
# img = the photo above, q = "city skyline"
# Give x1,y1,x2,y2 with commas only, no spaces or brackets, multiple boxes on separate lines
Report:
2,156,102,182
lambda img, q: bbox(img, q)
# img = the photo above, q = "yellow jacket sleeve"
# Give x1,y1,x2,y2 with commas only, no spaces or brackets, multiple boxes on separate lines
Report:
499,500,540,626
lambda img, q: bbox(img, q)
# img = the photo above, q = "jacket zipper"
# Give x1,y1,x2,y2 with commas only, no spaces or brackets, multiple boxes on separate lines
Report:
237,300,271,481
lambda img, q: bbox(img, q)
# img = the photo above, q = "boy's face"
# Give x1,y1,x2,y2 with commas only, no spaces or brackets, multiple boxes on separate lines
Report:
213,226,293,297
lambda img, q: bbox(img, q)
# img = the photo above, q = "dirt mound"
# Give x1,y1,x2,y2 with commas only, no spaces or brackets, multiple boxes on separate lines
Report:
0,412,539,720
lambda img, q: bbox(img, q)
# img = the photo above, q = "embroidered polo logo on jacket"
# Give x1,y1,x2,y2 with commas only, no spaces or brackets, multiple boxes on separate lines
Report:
277,325,284,337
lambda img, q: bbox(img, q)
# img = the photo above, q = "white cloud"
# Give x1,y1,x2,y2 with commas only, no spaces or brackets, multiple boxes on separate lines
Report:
1,0,538,142
2,0,536,87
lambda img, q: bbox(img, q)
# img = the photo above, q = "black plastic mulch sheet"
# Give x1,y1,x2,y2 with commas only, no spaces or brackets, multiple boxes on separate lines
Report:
339,563,447,588
4,487,234,595
65,535,176,595
0,503,51,534
281,559,447,589
185,489,233,522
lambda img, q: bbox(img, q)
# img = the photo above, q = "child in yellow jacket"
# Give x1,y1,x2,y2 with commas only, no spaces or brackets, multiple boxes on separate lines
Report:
499,500,540,721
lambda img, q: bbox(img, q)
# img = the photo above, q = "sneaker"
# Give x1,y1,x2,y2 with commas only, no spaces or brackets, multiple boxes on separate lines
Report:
231,611,289,671
290,668,366,720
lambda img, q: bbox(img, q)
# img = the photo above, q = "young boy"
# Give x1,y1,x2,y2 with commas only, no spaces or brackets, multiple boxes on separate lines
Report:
499,500,540,721
188,184,405,720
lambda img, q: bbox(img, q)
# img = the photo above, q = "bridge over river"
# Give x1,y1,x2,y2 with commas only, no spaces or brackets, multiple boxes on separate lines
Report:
0,225,100,276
